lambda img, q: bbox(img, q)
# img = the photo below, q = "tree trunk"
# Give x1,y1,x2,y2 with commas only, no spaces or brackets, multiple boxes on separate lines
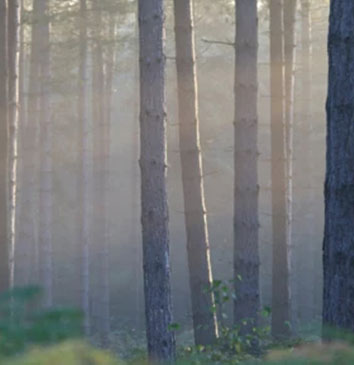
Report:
173,0,218,346
233,0,260,333
283,0,296,329
323,0,354,334
38,0,53,308
19,0,41,285
138,0,176,361
78,0,90,335
0,0,9,293
269,0,291,339
8,0,20,290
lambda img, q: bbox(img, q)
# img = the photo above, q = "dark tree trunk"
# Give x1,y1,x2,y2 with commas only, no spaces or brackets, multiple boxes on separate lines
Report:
8,0,20,290
173,0,218,346
269,0,291,339
0,0,9,293
323,0,354,334
138,0,176,361
233,0,260,333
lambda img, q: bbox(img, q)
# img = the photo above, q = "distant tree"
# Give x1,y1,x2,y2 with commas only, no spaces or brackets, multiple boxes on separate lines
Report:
138,0,176,361
323,0,354,334
38,0,53,308
269,0,291,339
78,0,90,336
233,0,260,333
0,0,9,293
19,0,41,285
283,0,296,328
173,0,218,346
8,0,21,290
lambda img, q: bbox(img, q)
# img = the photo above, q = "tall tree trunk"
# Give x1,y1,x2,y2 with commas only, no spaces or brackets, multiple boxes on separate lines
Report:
38,0,52,307
138,0,176,361
233,0,260,333
8,0,20,290
78,0,90,335
323,0,354,335
0,0,9,293
269,0,291,339
297,0,315,324
283,0,297,329
173,0,218,346
20,0,41,285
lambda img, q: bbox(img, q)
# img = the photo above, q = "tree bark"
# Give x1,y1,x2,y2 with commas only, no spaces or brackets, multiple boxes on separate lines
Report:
78,0,90,335
38,0,53,308
283,0,296,329
0,0,9,293
8,0,20,290
173,0,218,346
323,0,354,334
233,0,260,333
269,0,291,339
138,0,176,361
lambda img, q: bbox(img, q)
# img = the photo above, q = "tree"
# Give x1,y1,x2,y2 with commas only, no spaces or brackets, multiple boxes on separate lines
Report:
78,0,90,335
138,0,176,361
233,0,260,333
0,0,9,293
8,0,21,290
283,0,296,328
323,0,354,334
173,0,218,346
269,0,291,339
38,0,53,307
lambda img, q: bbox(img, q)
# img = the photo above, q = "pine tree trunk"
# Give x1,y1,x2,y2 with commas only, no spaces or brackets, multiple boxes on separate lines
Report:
283,0,296,328
78,0,90,335
233,0,260,333
8,0,20,290
138,0,176,361
323,0,354,334
173,0,218,346
20,0,41,285
0,0,9,293
38,0,53,307
269,0,291,339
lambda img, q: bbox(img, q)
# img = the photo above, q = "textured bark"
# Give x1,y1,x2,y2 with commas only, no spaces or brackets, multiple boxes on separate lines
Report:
173,0,218,346
323,0,354,333
8,0,20,290
138,0,176,361
233,0,260,332
269,0,291,339
38,0,53,307
283,0,296,328
0,0,9,293
78,0,90,336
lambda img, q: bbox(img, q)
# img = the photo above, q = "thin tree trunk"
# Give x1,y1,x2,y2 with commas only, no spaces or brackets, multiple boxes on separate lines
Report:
138,0,176,361
8,0,20,291
173,0,218,346
323,0,354,335
269,0,291,339
78,0,90,335
38,0,53,307
0,0,9,293
20,0,41,285
233,0,260,333
283,0,296,329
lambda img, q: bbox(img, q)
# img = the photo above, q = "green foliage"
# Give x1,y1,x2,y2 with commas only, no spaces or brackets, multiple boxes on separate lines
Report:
3,341,123,365
0,287,83,357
